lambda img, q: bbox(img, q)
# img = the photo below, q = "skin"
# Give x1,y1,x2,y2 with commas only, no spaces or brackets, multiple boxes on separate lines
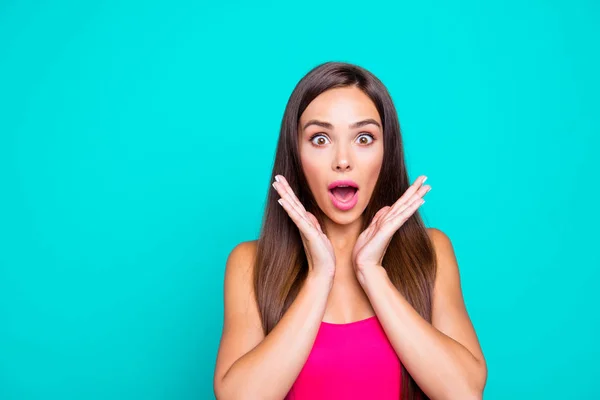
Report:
298,86,387,323
213,86,487,400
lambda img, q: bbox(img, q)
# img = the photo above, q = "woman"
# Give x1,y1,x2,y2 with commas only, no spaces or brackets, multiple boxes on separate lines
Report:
213,61,487,400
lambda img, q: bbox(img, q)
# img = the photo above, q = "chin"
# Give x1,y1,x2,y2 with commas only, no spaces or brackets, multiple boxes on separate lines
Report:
327,213,357,226
321,203,365,226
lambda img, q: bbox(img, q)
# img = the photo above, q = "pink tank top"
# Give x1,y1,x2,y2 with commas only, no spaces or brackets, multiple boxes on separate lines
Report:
285,315,402,399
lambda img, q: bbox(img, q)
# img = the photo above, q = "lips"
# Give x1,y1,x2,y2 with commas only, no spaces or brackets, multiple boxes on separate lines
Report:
328,180,359,211
327,180,359,190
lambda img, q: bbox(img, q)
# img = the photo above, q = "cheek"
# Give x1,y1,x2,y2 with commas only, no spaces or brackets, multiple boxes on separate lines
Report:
300,150,320,175
361,150,384,196
362,149,384,176
369,158,383,178
300,151,326,197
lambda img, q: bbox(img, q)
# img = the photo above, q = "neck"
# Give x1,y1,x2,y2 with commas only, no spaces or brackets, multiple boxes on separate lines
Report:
323,214,364,277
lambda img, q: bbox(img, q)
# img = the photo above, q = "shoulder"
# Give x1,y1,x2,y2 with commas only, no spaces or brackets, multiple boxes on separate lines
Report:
426,228,457,268
226,239,258,273
425,228,460,291
425,228,487,386
223,239,260,302
222,239,262,327
214,240,264,393
426,227,453,255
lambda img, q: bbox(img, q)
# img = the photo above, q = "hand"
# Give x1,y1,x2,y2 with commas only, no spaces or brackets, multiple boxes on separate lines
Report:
352,175,431,273
272,174,336,280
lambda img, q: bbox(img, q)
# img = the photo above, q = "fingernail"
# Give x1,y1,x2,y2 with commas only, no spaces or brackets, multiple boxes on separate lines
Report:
275,175,280,182
272,182,277,190
278,199,283,206
421,199,426,205
422,176,428,184
426,186,431,193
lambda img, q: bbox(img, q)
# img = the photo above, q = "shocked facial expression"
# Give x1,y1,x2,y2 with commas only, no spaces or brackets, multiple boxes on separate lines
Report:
298,86,384,225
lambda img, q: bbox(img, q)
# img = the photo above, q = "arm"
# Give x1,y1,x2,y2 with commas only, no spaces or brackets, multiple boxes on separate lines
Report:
356,228,487,400
213,241,333,400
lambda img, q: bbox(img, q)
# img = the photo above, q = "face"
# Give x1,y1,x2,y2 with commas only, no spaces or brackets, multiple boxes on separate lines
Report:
298,86,384,226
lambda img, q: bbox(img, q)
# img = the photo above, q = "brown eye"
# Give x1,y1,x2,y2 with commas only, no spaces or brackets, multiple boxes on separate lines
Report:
357,133,375,145
310,134,330,146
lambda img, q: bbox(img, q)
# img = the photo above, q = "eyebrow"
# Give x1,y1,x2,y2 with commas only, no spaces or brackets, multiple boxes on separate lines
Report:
302,118,381,131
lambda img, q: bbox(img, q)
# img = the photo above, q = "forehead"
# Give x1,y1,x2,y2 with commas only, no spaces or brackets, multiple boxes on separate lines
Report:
299,86,381,127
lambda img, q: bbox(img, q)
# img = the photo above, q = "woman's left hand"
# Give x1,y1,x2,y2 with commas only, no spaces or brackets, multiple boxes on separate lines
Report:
352,175,431,274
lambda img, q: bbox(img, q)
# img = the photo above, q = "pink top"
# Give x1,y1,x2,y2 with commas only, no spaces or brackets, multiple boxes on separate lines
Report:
285,315,402,399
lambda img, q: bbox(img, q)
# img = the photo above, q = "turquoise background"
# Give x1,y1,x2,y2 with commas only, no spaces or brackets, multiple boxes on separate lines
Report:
1,0,598,399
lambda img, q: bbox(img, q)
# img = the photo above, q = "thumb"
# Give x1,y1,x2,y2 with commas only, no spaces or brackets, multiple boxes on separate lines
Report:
371,206,391,227
378,237,392,265
306,212,323,234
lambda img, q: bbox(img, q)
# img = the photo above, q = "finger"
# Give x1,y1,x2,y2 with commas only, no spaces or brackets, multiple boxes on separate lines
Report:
373,206,391,221
386,184,430,221
379,237,392,264
368,188,426,252
388,175,428,215
387,196,425,227
306,212,323,234
272,177,310,224
275,175,305,208
370,206,391,229
359,206,391,242
277,198,318,238
274,175,309,215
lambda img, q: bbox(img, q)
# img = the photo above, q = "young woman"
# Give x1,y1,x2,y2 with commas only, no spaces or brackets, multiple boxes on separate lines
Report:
213,62,487,400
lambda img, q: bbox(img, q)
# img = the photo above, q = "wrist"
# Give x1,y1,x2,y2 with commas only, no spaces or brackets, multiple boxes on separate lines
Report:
307,269,334,290
356,264,387,287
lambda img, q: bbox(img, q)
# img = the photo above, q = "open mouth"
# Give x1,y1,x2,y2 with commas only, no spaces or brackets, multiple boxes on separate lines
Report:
329,186,358,202
329,181,358,211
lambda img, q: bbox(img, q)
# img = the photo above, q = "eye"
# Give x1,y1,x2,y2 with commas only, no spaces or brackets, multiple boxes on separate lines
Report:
309,134,330,146
357,133,375,145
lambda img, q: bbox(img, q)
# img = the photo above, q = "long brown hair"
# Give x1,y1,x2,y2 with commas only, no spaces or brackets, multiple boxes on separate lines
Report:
253,61,437,400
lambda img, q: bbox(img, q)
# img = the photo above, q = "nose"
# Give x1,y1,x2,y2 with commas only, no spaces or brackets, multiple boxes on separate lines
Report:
333,147,352,171
335,159,351,171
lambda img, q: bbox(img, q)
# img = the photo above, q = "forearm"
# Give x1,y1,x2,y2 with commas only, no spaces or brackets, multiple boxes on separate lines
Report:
218,272,332,400
357,266,485,400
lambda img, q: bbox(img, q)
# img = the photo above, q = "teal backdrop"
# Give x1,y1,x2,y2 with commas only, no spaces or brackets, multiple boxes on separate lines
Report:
1,0,598,399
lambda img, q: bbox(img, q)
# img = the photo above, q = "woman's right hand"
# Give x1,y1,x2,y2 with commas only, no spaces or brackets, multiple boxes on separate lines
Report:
272,174,336,281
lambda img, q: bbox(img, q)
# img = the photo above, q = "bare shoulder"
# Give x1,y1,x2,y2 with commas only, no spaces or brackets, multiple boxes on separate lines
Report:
222,239,261,327
425,227,461,298
425,227,486,367
214,239,263,390
426,227,454,259
225,239,259,279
